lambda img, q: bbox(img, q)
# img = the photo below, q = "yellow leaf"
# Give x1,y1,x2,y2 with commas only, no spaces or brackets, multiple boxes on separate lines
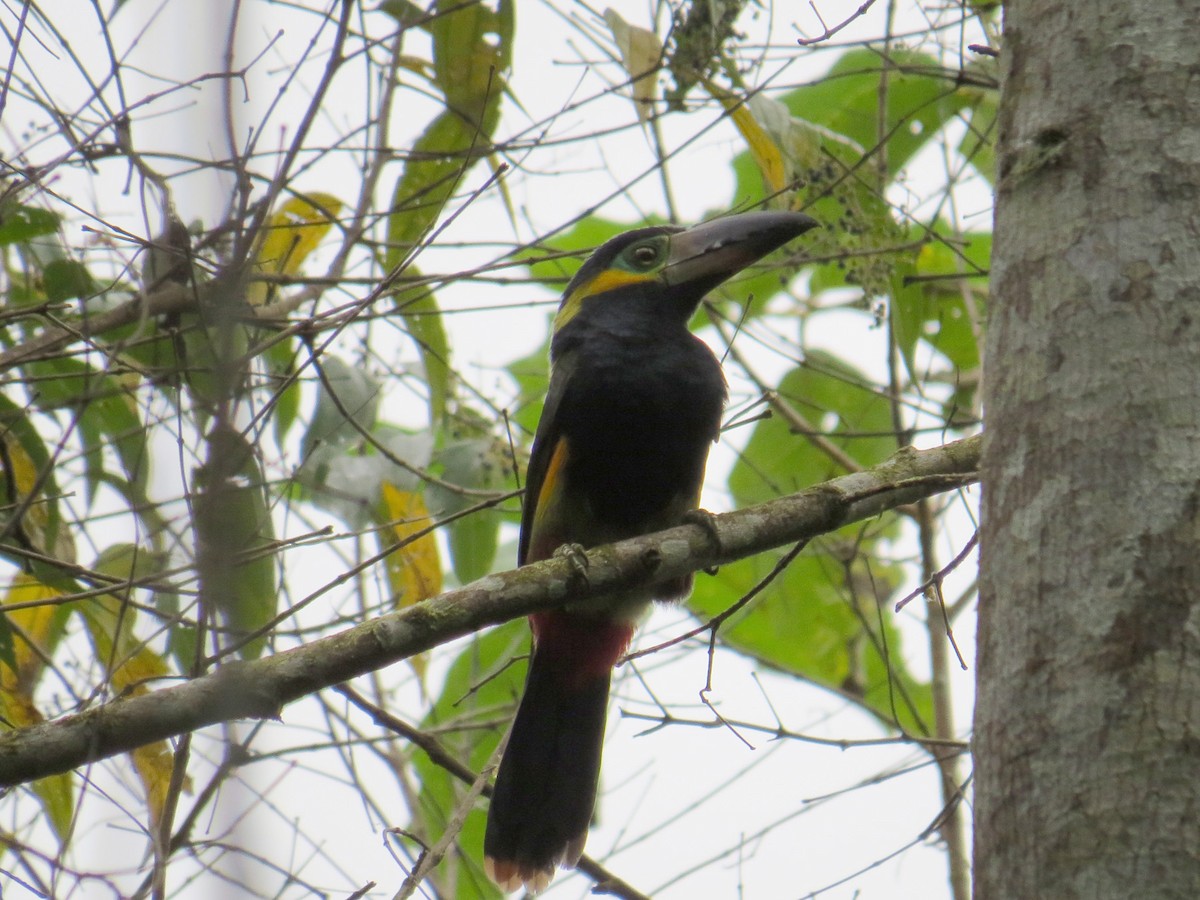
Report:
84,544,155,666
81,546,183,821
0,576,74,843
109,648,181,823
379,484,442,684
2,434,38,499
112,647,179,824
1,574,63,693
603,8,663,123
133,739,178,826
396,54,434,79
0,691,75,842
0,686,39,727
710,83,789,195
95,642,180,824
248,193,343,307
379,483,442,609
108,642,170,696
0,433,51,556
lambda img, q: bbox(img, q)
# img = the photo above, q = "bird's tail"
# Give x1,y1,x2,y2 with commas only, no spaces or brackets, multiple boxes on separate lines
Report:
484,615,630,893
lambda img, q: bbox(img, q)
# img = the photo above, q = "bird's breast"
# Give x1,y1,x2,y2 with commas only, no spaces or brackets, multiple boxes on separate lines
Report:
553,332,726,537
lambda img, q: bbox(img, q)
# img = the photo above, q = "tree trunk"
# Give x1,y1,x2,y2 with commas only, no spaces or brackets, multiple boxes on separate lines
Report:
975,1,1200,897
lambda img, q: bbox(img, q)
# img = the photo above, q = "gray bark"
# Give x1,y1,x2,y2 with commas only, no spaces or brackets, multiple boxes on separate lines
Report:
976,2,1200,898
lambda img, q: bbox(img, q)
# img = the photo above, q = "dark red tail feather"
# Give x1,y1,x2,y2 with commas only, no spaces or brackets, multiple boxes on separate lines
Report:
484,615,632,893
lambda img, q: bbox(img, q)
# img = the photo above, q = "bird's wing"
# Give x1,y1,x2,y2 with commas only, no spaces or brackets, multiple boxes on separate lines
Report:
518,351,577,566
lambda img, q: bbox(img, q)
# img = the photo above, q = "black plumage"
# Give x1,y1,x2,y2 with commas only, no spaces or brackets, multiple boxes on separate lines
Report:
485,211,819,893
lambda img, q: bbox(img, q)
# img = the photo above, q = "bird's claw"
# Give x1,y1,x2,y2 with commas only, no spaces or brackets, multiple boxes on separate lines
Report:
553,542,590,580
683,508,721,576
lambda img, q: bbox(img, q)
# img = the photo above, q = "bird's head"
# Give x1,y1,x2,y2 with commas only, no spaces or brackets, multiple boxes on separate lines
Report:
552,210,819,334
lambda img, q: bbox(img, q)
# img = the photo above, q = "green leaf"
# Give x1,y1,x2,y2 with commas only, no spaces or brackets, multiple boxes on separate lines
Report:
0,612,14,675
82,544,168,658
781,48,970,181
724,49,980,327
378,0,427,28
429,0,513,125
301,354,381,455
447,505,500,585
0,203,60,246
505,333,551,438
959,89,998,185
384,1,513,427
32,770,75,844
689,549,934,735
167,624,198,675
193,427,277,659
24,355,101,410
265,335,301,448
42,259,95,302
223,508,276,659
0,392,71,576
892,229,989,376
108,320,179,381
30,359,150,500
388,263,452,429
181,309,254,417
83,544,179,821
429,434,505,585
385,113,478,257
717,352,934,732
889,257,924,383
410,622,526,897
729,351,897,502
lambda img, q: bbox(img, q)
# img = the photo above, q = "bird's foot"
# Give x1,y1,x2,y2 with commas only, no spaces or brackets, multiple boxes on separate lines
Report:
553,542,590,581
683,508,721,576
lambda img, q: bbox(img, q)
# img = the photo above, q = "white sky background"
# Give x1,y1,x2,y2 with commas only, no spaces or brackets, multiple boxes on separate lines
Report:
2,1,989,897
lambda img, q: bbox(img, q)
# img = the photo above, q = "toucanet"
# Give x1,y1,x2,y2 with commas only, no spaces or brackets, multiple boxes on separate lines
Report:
484,211,820,893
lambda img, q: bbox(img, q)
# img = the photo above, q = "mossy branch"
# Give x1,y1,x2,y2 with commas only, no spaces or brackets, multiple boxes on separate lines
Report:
0,435,980,786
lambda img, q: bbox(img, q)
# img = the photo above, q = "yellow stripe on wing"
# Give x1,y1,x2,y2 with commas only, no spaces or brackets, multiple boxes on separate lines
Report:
532,437,568,527
528,436,570,563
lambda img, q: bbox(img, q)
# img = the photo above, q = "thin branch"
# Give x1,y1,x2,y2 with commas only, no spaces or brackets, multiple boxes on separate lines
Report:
797,1,879,46
0,435,980,787
0,282,196,375
337,685,652,900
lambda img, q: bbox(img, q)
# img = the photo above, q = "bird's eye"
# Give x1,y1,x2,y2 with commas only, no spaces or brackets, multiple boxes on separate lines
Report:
630,243,660,268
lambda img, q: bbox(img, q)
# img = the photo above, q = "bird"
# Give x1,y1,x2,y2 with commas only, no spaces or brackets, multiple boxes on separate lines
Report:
483,210,819,893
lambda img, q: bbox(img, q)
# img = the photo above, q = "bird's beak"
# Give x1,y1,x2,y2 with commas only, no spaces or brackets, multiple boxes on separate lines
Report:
662,210,819,291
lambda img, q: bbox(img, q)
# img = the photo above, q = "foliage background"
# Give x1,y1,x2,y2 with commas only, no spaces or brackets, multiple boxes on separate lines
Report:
0,1,993,897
